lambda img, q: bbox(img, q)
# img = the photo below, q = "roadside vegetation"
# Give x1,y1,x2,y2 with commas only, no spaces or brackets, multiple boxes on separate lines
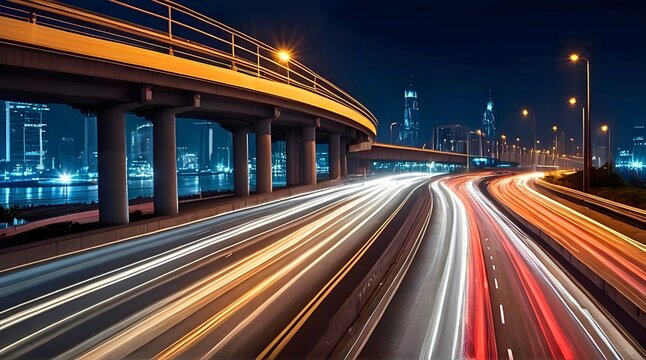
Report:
543,166,646,210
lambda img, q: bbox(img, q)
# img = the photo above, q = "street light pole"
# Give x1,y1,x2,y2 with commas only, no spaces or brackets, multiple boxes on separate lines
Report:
553,125,561,170
390,122,398,144
522,109,537,171
570,54,591,192
466,131,470,171
602,125,611,175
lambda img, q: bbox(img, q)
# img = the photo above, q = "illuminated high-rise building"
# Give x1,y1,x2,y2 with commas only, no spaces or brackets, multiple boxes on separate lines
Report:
58,137,75,173
434,125,468,153
83,113,98,172
633,125,645,165
482,91,496,140
4,101,49,172
400,79,419,147
129,122,152,166
195,121,215,170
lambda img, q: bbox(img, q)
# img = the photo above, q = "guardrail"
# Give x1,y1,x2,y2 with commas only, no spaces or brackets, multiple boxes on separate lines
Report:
536,178,646,229
0,0,378,131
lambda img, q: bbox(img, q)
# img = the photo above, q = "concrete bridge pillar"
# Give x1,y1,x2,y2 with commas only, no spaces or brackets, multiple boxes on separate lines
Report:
233,127,249,196
329,133,341,179
96,106,129,224
302,125,317,186
286,128,301,186
340,138,348,177
255,118,273,194
151,110,178,216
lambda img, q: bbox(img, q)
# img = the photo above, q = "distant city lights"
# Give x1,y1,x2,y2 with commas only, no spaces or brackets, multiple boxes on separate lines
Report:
59,173,71,184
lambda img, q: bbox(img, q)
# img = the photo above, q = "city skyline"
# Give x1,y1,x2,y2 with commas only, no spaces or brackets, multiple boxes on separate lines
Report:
177,0,644,150
0,2,644,358
1,1,641,156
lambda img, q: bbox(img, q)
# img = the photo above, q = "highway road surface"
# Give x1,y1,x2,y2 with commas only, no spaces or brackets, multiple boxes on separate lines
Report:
489,173,646,321
361,173,641,359
0,174,433,359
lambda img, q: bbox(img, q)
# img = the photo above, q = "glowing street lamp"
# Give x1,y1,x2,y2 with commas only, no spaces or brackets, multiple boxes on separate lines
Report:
277,49,291,84
278,50,291,62
570,53,591,192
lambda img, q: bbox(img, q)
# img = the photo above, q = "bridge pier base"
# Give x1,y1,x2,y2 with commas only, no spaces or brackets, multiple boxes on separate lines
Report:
340,138,348,177
286,129,301,186
233,128,249,196
152,110,178,216
97,106,129,224
329,133,341,179
255,118,273,194
302,125,317,186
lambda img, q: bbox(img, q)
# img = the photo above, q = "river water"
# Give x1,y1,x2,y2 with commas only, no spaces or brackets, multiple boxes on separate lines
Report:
0,174,288,207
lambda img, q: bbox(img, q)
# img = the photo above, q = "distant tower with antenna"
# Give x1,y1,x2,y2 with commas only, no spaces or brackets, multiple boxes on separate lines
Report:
482,90,496,139
401,76,420,147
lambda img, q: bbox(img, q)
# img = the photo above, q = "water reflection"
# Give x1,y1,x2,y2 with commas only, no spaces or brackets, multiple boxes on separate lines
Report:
0,174,286,207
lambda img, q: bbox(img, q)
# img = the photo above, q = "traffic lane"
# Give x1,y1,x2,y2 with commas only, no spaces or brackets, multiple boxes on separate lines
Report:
473,175,639,359
3,175,432,359
0,182,375,309
450,175,553,359
360,177,469,359
444,175,496,360
1,182,389,358
489,174,646,312
278,179,434,358
120,176,431,359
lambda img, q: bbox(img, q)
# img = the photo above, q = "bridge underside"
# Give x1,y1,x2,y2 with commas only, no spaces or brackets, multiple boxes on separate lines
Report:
349,143,468,164
0,42,363,224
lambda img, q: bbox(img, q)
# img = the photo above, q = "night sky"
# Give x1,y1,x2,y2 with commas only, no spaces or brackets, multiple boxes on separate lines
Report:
41,0,646,153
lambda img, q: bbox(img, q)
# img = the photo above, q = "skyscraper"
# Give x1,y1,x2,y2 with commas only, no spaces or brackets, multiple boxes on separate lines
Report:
482,91,496,139
195,121,215,170
129,122,152,165
4,101,49,172
482,91,496,157
400,79,419,147
633,125,645,165
58,137,75,173
434,125,468,153
83,113,98,173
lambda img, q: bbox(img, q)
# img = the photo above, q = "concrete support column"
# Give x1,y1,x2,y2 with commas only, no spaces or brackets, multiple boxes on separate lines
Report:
255,118,273,194
96,106,129,224
329,133,341,179
286,129,301,186
152,110,178,216
301,125,317,185
233,128,249,196
340,138,348,177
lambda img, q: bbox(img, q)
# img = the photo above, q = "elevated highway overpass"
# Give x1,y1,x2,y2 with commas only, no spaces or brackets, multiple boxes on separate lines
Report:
0,0,379,224
0,0,470,226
